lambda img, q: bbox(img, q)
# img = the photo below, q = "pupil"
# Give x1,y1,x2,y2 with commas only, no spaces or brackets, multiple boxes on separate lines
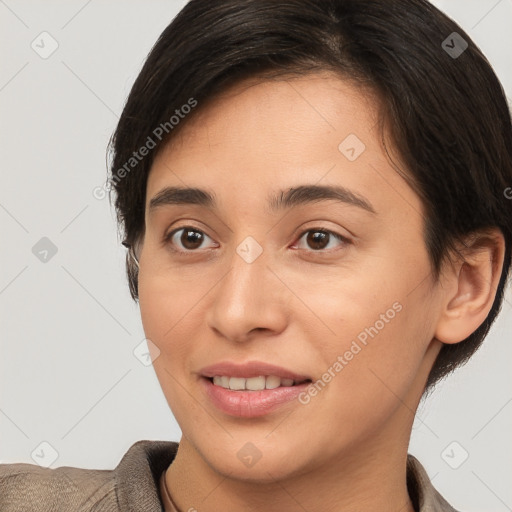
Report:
182,229,203,249
308,231,328,250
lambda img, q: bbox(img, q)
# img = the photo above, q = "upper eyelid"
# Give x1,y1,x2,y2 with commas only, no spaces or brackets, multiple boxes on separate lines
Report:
166,225,215,241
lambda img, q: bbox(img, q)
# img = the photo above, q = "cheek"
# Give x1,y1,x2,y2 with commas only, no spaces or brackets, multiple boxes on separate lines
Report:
298,304,433,452
138,273,202,421
303,254,435,404
138,271,193,365
138,267,221,388
138,271,167,345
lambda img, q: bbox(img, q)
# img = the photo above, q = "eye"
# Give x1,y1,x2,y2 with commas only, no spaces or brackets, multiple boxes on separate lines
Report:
164,226,218,253
293,228,349,252
163,225,350,256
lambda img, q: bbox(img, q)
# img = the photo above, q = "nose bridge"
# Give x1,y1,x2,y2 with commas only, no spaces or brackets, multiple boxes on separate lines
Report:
206,236,287,341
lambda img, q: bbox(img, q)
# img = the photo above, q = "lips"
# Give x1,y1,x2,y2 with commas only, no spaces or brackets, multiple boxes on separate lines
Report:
201,377,312,417
199,360,314,417
200,360,312,382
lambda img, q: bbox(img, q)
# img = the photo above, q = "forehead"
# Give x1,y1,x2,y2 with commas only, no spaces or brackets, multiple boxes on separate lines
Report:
145,72,422,222
160,72,376,159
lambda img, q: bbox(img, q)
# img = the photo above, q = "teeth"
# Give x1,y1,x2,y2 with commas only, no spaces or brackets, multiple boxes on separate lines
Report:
265,375,281,389
229,377,246,390
246,376,266,390
212,375,299,391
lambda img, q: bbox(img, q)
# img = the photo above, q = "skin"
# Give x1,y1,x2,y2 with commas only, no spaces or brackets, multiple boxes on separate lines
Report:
136,72,504,512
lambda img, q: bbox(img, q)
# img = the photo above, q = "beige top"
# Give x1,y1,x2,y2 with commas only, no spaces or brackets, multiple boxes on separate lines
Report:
0,440,459,511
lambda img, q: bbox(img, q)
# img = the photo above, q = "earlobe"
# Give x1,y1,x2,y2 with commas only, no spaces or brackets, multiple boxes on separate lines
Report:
434,229,505,345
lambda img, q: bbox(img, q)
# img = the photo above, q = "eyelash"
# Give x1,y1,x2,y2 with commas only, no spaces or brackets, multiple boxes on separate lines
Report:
163,225,350,256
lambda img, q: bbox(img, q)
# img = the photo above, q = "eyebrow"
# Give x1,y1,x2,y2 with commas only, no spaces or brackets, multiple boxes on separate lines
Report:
148,184,377,215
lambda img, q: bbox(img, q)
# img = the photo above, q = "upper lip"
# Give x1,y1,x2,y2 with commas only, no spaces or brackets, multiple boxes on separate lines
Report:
200,361,312,382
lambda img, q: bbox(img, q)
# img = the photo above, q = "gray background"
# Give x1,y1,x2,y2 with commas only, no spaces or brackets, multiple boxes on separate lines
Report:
1,1,511,510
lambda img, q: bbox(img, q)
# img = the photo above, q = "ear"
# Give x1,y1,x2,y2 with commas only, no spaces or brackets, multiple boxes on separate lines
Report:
434,228,506,344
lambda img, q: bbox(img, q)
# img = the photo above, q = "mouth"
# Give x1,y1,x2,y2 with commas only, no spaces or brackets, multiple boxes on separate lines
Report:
199,361,314,417
200,375,313,418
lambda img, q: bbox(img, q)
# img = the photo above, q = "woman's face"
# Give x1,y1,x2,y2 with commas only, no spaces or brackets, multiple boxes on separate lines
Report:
138,73,444,480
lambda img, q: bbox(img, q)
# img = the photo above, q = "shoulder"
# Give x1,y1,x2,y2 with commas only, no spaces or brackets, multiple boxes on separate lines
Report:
0,439,179,512
407,454,461,512
0,460,116,511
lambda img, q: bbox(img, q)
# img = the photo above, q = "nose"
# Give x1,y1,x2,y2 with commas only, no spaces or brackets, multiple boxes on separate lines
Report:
205,242,289,343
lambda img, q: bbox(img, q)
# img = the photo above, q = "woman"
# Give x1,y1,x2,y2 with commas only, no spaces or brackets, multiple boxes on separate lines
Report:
1,0,511,510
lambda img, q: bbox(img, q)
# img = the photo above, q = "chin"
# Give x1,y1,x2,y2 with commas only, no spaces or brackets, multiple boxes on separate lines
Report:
191,434,314,483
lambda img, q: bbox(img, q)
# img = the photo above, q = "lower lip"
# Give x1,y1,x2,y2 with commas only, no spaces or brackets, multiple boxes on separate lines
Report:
201,377,311,418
